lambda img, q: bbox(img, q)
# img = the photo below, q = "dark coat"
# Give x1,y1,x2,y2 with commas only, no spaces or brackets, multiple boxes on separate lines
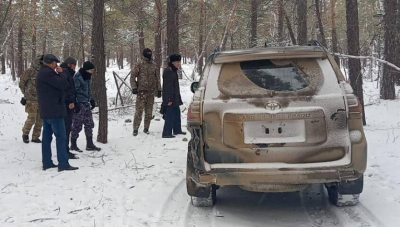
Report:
60,63,76,105
36,65,68,119
162,65,183,107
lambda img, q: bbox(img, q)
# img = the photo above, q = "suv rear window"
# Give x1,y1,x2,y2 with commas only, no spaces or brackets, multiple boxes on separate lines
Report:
217,58,324,97
240,60,308,91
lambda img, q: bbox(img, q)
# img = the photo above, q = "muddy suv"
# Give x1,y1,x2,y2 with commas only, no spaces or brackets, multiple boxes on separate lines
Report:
186,45,367,207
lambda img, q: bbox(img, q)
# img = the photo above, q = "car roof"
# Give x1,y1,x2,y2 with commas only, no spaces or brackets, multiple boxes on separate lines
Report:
213,46,328,64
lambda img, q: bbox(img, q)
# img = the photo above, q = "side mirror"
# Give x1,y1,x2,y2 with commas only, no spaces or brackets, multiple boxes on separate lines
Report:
190,82,199,93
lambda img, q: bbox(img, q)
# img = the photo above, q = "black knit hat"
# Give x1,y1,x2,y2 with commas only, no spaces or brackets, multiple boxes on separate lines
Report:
64,57,77,65
169,54,181,63
83,61,95,70
43,54,60,63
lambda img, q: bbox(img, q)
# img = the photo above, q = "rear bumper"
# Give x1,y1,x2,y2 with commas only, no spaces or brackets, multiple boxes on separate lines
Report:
199,167,362,186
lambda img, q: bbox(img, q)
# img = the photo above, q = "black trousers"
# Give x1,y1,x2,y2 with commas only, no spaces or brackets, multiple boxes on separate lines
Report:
162,106,182,136
64,108,74,150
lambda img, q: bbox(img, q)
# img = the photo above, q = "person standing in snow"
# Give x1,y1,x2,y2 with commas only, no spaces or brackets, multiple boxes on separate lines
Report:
36,54,78,172
60,57,78,159
70,61,101,152
19,55,44,144
130,48,162,136
161,54,186,138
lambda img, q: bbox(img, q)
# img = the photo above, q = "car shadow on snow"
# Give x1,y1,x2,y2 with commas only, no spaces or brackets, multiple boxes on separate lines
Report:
195,184,342,227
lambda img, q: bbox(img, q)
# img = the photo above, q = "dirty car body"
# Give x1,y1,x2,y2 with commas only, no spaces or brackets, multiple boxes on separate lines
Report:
186,46,367,207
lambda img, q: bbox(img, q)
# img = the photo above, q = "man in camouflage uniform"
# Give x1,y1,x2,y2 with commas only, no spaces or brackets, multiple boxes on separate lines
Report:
131,48,162,136
19,55,44,143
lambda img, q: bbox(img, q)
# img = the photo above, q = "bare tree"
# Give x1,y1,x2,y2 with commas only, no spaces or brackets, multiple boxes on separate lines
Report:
220,0,239,51
315,0,327,47
346,0,366,125
297,0,307,45
197,0,205,72
249,0,258,48
154,0,162,70
277,0,284,43
91,0,108,143
16,0,24,77
167,0,179,55
331,0,340,66
380,0,397,100
31,0,37,64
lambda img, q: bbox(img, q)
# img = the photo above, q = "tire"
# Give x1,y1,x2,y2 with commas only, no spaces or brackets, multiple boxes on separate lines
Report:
191,185,217,207
327,185,360,207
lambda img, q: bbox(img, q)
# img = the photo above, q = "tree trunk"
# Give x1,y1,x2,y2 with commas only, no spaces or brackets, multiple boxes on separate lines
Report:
31,0,37,64
91,0,108,143
154,0,162,70
9,22,15,80
315,0,327,47
380,0,397,100
283,9,296,45
277,0,284,43
1,54,5,74
331,0,340,66
297,0,307,45
249,0,258,48
220,0,239,51
42,0,48,54
139,26,145,52
346,0,366,125
167,0,180,56
16,0,24,78
119,46,124,69
197,0,205,73
107,48,110,67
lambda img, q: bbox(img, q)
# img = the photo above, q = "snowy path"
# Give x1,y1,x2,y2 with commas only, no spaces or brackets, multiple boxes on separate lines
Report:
1,69,400,226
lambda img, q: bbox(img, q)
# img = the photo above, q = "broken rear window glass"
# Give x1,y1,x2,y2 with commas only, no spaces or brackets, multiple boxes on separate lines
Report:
240,60,308,91
217,58,324,98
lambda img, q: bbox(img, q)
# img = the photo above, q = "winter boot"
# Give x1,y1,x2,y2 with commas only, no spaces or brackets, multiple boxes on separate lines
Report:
68,151,79,159
70,138,83,152
143,128,150,134
31,138,42,143
133,130,138,136
86,137,101,151
22,134,29,143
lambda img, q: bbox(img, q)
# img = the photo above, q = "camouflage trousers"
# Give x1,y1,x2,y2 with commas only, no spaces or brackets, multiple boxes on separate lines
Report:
71,102,94,139
133,91,155,130
23,101,42,139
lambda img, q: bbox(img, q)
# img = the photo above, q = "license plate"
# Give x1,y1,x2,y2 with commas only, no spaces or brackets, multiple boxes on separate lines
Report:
243,120,306,144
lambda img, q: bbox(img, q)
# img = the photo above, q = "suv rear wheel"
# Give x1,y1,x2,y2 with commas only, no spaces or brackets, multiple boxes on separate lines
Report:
325,176,363,207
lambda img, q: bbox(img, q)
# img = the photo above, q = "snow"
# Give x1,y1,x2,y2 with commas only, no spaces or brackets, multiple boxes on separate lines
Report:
0,63,400,227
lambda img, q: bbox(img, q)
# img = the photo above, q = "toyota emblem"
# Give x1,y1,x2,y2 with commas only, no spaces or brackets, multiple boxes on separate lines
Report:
266,101,281,110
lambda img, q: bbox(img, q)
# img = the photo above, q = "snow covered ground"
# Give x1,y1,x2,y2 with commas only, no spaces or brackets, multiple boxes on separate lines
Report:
0,63,400,227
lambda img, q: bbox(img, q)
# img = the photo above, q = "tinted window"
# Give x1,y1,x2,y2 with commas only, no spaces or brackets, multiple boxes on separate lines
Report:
240,60,308,91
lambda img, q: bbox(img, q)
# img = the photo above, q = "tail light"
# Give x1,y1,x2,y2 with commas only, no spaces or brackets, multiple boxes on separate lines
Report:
187,91,202,124
346,94,362,113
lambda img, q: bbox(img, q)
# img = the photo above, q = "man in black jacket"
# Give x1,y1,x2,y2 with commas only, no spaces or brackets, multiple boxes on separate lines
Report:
36,54,78,172
60,57,78,159
161,54,186,138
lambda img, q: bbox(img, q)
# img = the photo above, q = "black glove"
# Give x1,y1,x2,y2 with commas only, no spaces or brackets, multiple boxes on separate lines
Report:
132,89,138,95
74,102,81,113
20,97,26,106
90,100,96,110
157,91,162,98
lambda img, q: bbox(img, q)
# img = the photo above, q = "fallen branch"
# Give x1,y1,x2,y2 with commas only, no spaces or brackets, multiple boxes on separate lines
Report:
29,218,57,223
68,206,90,214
